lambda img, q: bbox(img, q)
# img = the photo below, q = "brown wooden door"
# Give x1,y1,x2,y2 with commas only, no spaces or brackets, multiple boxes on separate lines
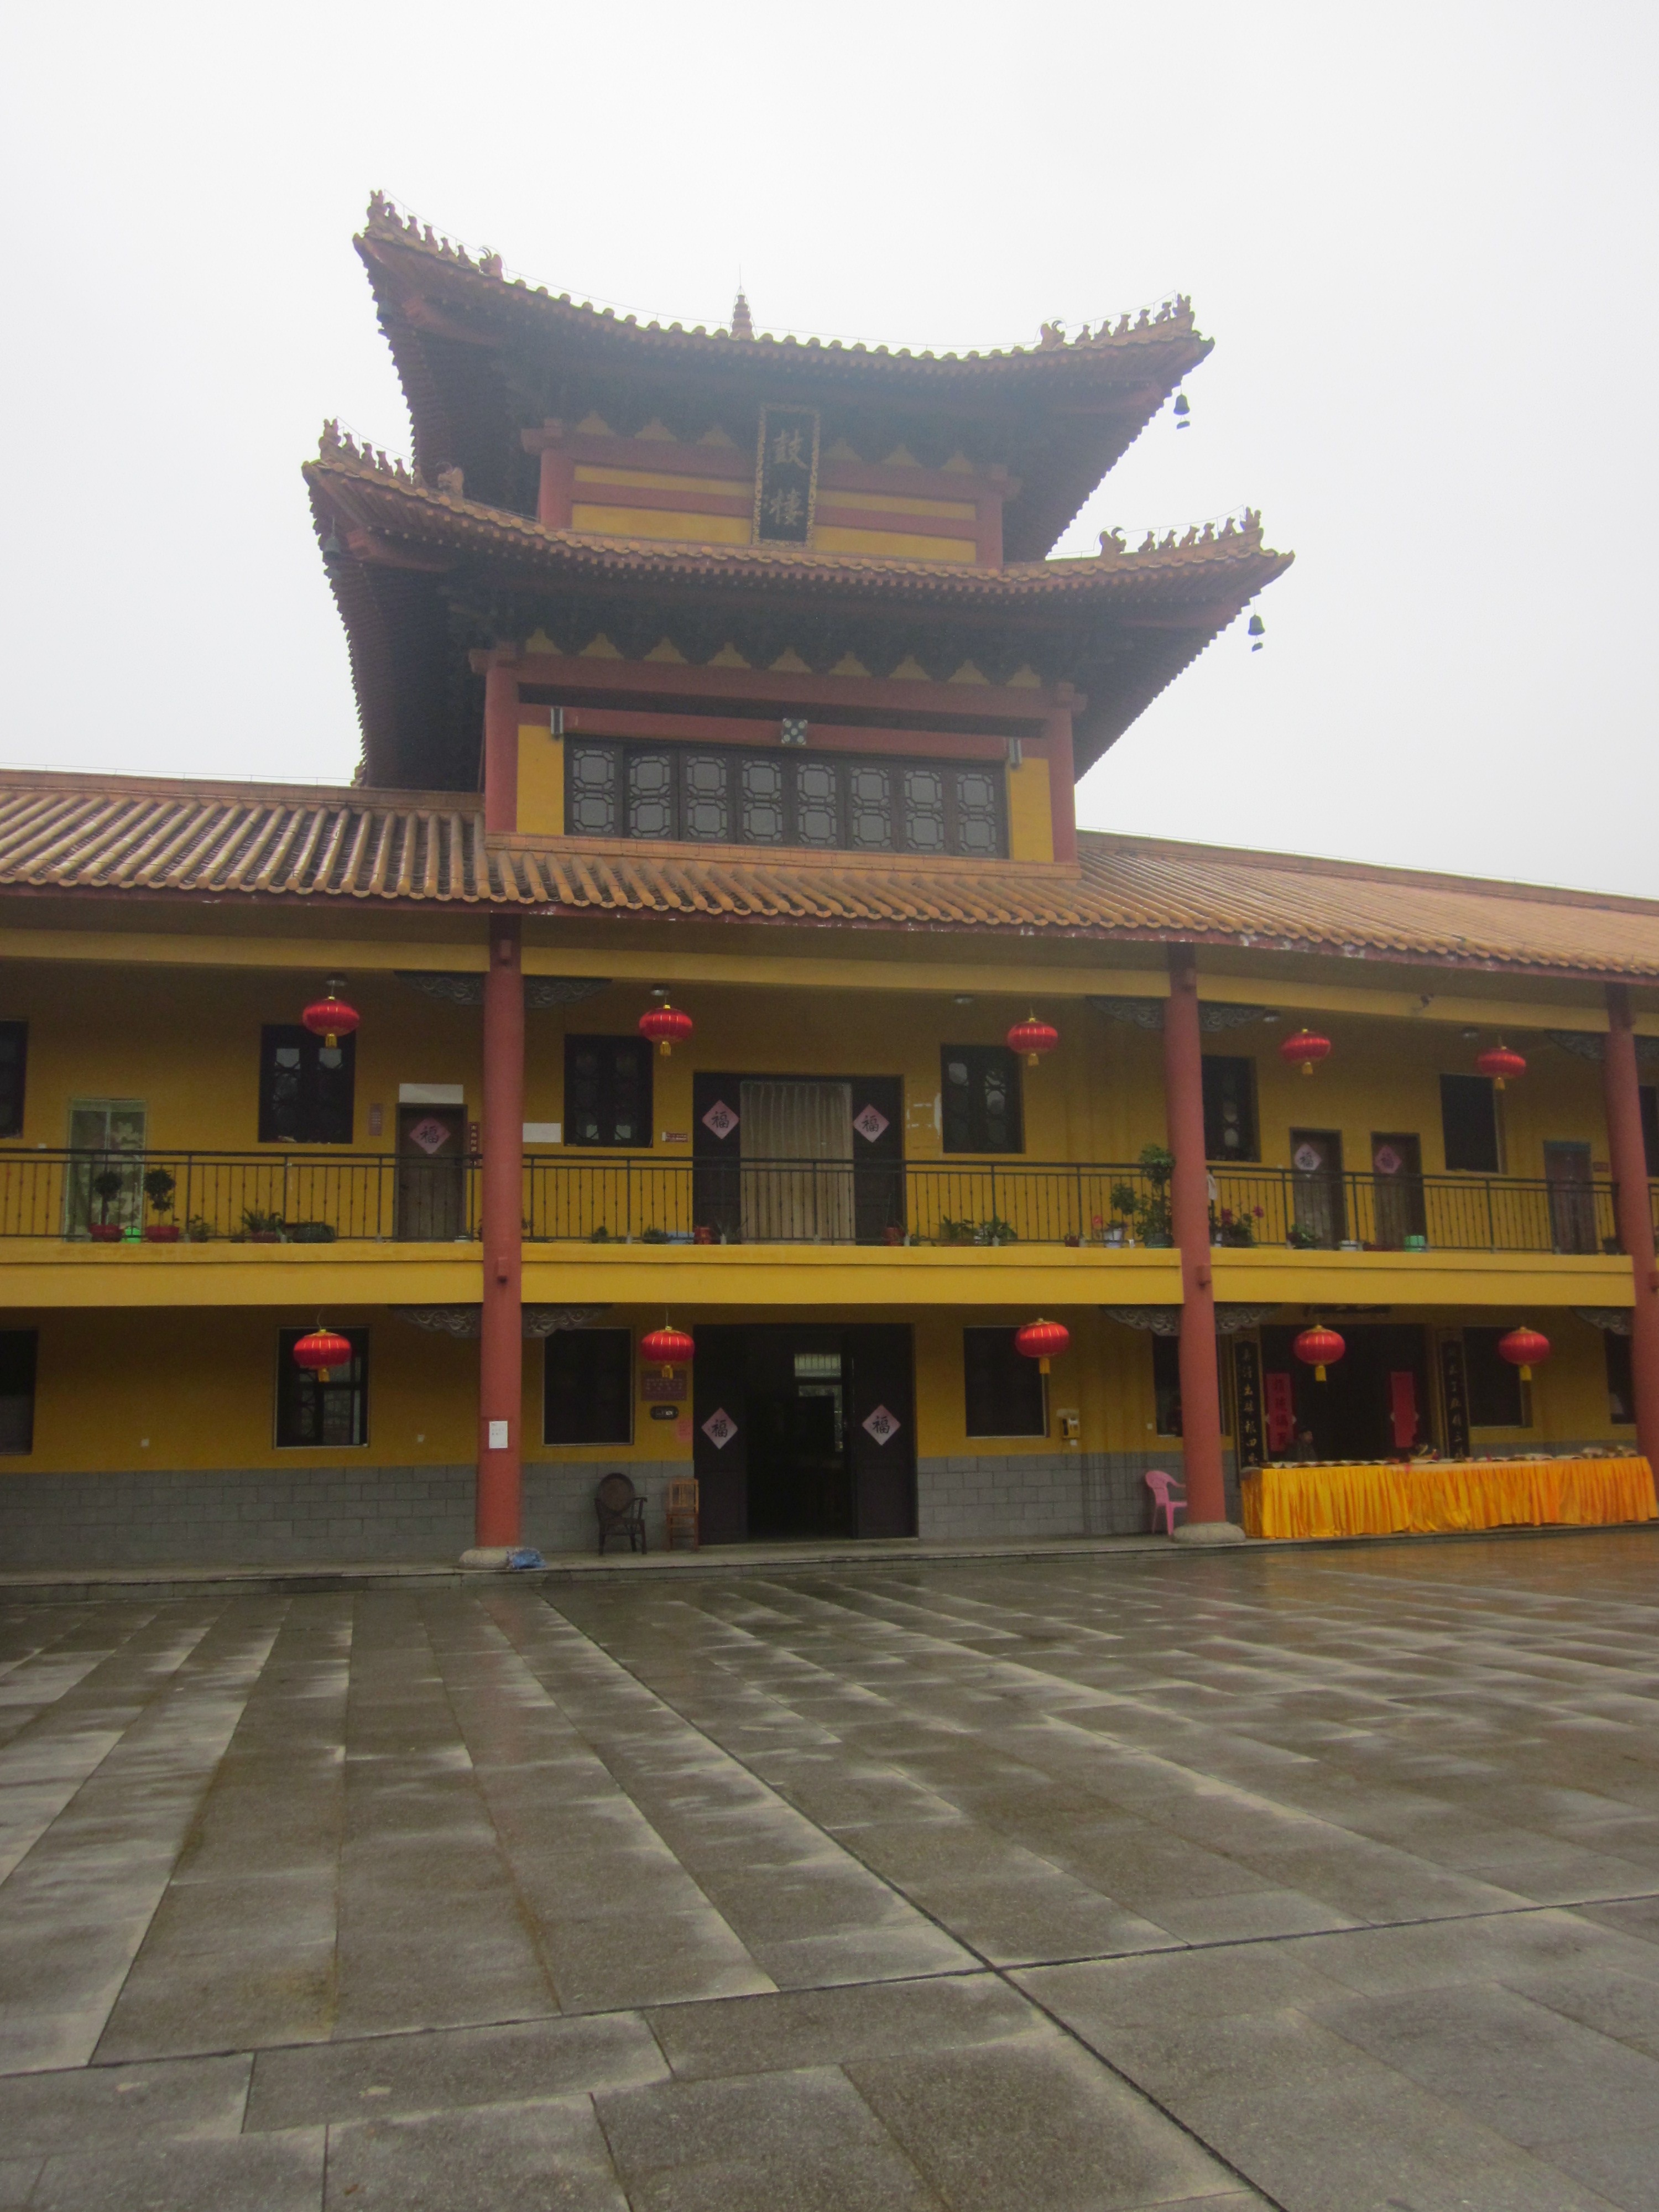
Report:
397,1105,466,1241
1546,1141,1597,1254
1370,1132,1426,1248
1289,1129,1345,1248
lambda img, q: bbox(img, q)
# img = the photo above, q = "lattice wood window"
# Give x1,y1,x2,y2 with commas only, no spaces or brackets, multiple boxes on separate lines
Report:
566,741,1006,858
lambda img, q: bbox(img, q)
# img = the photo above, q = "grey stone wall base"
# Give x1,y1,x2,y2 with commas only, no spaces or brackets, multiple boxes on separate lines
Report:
0,1459,685,1570
915,1448,1234,1543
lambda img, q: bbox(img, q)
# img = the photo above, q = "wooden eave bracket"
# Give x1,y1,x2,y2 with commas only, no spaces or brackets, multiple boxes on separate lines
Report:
399,293,499,349
343,526,450,574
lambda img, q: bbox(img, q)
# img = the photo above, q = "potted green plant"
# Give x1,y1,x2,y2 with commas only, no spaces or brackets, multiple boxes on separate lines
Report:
1110,1144,1175,1246
241,1207,285,1244
184,1215,213,1243
1286,1220,1321,1250
143,1166,180,1241
88,1166,125,1241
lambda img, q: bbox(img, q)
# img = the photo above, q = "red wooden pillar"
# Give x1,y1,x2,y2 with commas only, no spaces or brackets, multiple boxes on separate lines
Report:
1044,690,1078,864
473,911,525,1554
482,656,520,834
1164,945,1240,1537
1603,984,1659,1469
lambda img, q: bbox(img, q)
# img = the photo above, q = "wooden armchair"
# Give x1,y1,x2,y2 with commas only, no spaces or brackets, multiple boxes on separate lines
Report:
664,1477,700,1550
594,1472,646,1555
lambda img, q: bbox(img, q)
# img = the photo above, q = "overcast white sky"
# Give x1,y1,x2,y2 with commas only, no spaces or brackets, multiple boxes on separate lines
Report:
2,4,1653,895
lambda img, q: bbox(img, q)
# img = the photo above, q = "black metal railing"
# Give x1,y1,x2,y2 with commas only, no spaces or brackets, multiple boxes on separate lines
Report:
0,1148,1641,1256
0,1150,479,1244
1209,1167,1621,1257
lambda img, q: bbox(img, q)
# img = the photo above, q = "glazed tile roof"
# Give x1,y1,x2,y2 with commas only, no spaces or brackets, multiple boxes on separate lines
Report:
1,770,1657,984
307,432,1287,611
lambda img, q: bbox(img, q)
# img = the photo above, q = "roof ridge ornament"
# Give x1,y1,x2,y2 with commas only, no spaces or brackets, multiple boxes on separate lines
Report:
731,288,754,340
316,419,413,484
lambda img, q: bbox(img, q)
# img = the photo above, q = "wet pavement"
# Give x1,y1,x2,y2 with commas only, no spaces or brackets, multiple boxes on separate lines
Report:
3,1532,1659,2209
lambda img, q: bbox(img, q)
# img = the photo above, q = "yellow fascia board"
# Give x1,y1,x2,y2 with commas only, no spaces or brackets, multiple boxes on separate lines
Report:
1211,1247,1634,1309
1195,972,1618,1034
522,1242,1183,1310
0,928,489,974
0,1243,482,1308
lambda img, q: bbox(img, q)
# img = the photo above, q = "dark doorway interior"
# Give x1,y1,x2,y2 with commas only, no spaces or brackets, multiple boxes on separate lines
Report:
693,1323,916,1542
1261,1323,1433,1458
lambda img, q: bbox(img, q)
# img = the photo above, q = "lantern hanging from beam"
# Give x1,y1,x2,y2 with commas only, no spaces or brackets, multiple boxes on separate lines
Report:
1498,1326,1550,1381
293,1328,353,1385
1014,1319,1070,1374
1280,1028,1331,1078
1476,1042,1526,1089
640,1325,695,1378
1008,1016,1060,1069
1293,1324,1345,1382
639,1003,694,1057
301,984,360,1052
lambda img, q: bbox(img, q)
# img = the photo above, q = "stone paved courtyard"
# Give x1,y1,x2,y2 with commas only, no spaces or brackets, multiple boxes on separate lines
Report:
6,1535,1659,2209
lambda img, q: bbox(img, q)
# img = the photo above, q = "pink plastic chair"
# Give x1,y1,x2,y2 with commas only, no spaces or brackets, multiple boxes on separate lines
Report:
1145,1469,1187,1536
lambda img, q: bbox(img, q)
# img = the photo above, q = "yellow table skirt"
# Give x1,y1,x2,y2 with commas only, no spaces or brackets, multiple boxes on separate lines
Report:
1240,1457,1657,1540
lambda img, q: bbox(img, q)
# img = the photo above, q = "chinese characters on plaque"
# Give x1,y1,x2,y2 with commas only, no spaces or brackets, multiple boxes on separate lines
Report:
1438,1334,1470,1459
754,405,820,545
1232,1339,1265,1469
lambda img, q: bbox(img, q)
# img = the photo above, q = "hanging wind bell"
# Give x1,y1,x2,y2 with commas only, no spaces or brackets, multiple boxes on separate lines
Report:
1173,393,1191,430
1248,614,1265,653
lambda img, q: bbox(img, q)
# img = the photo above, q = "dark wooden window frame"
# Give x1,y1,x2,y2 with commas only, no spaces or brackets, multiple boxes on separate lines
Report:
258,1026,355,1146
963,1326,1047,1437
0,1327,37,1454
566,738,1006,859
1202,1055,1260,1162
1464,1324,1527,1428
275,1326,369,1448
941,1045,1024,1155
1440,1073,1501,1175
564,1035,654,1151
544,1328,635,1446
0,1022,27,1141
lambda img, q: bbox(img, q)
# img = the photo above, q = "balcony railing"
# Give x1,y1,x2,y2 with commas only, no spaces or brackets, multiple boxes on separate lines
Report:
0,1149,1634,1257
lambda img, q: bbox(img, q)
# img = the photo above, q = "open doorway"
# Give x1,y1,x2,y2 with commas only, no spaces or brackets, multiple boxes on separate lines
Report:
1261,1323,1433,1458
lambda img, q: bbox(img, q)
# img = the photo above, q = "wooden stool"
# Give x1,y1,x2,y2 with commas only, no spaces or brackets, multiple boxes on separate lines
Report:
664,1476,700,1550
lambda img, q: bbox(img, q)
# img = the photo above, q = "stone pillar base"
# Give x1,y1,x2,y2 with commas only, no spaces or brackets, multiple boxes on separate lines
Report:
1173,1520,1248,1547
459,1546,512,1571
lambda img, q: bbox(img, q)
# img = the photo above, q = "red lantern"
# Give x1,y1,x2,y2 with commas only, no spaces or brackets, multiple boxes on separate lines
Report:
1498,1326,1550,1381
1476,1042,1526,1089
293,1328,353,1385
640,1325,695,1378
302,989,359,1052
1280,1028,1331,1078
1293,1323,1345,1381
1008,1016,1060,1069
639,1003,694,1058
1014,1318,1070,1374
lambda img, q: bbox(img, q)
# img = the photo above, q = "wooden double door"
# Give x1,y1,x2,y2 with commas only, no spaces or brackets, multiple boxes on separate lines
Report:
692,1324,916,1543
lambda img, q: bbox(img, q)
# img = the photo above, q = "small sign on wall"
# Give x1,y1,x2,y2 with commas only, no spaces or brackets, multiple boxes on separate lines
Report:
641,1369,687,1402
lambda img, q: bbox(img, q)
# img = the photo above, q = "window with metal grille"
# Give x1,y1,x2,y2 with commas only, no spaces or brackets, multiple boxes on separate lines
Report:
941,1046,1022,1154
565,740,1006,858
565,1037,653,1149
258,1026,354,1145
544,1328,634,1445
963,1327,1046,1437
275,1327,368,1447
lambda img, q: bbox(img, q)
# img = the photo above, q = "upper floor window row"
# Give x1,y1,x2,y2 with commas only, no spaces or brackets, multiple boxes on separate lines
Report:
566,741,1007,858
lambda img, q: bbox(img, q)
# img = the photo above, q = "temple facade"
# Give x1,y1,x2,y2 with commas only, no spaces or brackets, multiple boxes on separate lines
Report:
0,193,1656,1566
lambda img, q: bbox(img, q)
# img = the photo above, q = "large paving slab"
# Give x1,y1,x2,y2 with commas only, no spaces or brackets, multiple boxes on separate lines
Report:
3,1530,1659,2204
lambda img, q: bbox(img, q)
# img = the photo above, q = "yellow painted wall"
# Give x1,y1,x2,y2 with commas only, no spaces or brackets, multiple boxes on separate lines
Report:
516,723,564,836
811,525,974,563
1,1298,1624,1480
1006,758,1054,864
571,505,753,546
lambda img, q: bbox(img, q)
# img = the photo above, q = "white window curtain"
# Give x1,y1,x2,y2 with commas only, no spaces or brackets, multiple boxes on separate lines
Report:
740,1081,854,1242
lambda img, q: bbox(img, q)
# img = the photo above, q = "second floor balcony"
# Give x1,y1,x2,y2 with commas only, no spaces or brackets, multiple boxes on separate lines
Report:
1,1148,1635,1259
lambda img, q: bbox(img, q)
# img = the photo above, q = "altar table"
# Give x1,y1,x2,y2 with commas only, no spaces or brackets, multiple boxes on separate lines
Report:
1239,1457,1657,1541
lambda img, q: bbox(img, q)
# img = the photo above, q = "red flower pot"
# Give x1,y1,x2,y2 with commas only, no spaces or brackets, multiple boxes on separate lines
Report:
249,1232,281,1244
144,1224,181,1243
88,1224,122,1243
693,1225,714,1245
883,1225,906,1246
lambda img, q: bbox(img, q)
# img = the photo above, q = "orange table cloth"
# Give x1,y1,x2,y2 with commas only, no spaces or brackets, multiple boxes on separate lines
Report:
1240,1457,1657,1540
